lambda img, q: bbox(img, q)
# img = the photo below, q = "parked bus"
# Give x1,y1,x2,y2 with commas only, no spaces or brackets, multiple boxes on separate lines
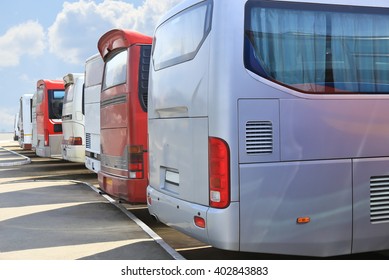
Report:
61,73,85,163
31,93,38,151
18,93,33,150
35,79,65,158
147,0,389,257
13,113,19,141
97,29,152,203
84,53,104,173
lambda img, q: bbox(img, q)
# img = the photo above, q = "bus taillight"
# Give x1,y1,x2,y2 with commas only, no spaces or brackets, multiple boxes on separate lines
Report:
209,137,230,208
68,136,83,145
44,129,49,146
128,145,144,179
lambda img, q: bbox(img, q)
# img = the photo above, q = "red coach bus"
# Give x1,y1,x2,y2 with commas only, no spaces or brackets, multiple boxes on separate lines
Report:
35,79,65,158
97,29,152,203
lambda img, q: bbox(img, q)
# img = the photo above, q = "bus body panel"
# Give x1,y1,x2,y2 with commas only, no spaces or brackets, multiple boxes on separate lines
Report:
239,160,352,256
280,99,389,161
148,0,389,256
61,73,85,163
85,53,104,173
148,118,209,205
35,79,65,158
98,29,152,203
18,94,33,150
353,157,389,253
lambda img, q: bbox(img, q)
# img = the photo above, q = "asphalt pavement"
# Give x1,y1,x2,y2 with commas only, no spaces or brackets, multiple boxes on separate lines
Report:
0,136,182,260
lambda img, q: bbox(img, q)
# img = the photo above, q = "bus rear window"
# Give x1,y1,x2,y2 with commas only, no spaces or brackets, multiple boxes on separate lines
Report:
85,56,104,88
48,89,64,119
102,50,127,90
152,0,212,70
244,1,389,94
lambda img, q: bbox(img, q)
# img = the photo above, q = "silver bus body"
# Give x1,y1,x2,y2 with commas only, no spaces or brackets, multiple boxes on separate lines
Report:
147,0,389,256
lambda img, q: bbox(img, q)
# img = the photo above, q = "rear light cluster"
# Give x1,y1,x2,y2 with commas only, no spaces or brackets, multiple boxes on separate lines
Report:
44,129,50,146
62,137,83,145
208,137,230,209
128,145,144,179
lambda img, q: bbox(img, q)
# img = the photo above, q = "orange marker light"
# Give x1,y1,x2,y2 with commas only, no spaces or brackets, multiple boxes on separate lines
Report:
297,217,311,224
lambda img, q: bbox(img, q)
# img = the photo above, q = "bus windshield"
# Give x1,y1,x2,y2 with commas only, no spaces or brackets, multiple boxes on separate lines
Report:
244,1,389,94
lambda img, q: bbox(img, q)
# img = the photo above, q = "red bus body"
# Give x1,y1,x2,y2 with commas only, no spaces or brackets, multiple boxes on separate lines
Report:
35,79,65,158
97,29,152,203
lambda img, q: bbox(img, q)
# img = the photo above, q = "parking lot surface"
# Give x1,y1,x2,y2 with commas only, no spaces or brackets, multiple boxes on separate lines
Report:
0,138,180,260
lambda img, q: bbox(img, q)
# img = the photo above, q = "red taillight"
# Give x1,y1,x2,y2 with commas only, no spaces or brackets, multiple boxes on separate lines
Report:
209,137,230,208
44,129,49,146
128,145,144,179
194,216,206,228
68,136,82,145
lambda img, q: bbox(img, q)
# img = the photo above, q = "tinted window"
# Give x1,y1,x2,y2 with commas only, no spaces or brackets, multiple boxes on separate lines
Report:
153,0,212,70
245,1,389,94
48,89,65,119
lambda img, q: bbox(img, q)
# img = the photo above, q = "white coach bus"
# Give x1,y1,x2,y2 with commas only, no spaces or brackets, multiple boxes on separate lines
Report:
61,73,85,163
147,0,389,257
84,54,104,173
18,93,33,150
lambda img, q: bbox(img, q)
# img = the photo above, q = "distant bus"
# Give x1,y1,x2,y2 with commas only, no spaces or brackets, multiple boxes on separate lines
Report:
13,112,19,141
61,73,85,163
31,93,37,151
18,93,33,150
147,0,389,257
35,79,65,158
84,53,104,173
97,29,152,203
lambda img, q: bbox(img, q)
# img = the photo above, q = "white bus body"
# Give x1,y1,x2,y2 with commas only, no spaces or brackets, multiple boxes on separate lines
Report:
18,93,33,150
84,54,104,173
31,93,37,151
147,0,389,257
61,73,85,163
13,113,19,141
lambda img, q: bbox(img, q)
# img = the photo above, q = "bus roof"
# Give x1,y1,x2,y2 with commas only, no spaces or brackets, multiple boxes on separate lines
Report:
97,29,152,59
37,79,65,89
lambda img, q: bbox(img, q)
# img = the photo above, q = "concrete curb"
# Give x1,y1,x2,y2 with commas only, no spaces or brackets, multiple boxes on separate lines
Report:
0,146,31,167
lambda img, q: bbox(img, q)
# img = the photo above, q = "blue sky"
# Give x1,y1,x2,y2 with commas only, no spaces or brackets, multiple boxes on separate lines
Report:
0,0,181,132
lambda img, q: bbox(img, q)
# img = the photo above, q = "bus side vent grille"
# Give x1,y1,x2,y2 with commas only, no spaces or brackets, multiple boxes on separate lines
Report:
85,133,91,149
245,121,273,154
370,176,389,224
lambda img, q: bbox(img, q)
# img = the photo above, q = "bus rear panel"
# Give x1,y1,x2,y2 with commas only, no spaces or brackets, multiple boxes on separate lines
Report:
98,29,152,203
35,79,65,158
18,94,33,150
61,73,85,163
147,0,389,256
84,54,104,173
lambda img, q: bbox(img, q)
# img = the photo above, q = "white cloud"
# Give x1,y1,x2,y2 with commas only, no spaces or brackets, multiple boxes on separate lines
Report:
0,21,45,68
48,0,182,65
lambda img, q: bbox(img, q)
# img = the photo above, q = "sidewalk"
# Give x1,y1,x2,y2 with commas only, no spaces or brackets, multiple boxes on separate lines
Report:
0,141,182,260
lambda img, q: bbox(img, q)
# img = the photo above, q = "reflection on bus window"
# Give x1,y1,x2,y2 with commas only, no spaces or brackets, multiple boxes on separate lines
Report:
48,89,65,119
103,50,127,90
244,2,389,94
